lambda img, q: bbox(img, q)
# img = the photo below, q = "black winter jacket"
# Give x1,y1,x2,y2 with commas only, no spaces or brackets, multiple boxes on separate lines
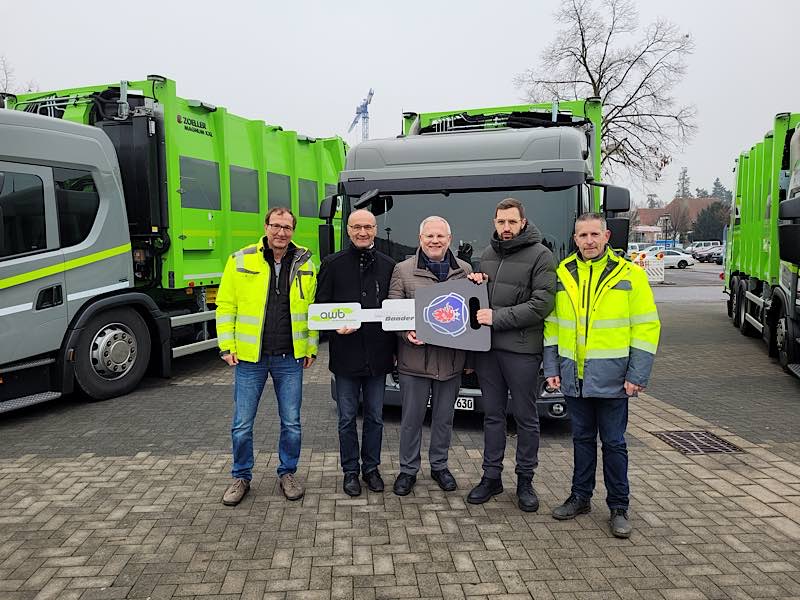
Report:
480,224,556,354
316,244,397,376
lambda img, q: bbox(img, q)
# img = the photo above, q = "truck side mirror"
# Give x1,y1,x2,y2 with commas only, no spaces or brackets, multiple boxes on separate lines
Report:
318,223,334,259
778,196,800,264
0,172,5,192
319,195,337,221
603,185,631,213
606,217,630,253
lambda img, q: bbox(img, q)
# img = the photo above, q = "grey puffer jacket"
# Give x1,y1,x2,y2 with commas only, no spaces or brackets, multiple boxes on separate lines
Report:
480,224,556,354
388,248,472,380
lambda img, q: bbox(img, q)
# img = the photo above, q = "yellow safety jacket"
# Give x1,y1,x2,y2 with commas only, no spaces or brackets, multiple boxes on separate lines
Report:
216,238,318,363
543,247,660,398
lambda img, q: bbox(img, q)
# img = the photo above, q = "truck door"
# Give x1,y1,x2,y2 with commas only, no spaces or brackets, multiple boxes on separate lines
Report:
0,163,66,365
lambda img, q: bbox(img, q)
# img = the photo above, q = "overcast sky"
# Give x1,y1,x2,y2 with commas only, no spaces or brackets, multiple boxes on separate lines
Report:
2,0,797,205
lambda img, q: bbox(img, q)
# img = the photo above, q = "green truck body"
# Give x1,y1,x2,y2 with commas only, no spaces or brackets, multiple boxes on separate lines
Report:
0,76,346,412
8,77,346,289
725,112,800,376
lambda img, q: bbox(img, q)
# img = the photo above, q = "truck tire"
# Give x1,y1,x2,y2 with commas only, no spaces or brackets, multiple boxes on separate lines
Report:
729,277,741,325
776,302,799,370
738,282,758,337
74,307,151,400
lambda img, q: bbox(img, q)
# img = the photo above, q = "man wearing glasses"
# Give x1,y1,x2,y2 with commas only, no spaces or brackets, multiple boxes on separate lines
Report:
217,207,318,505
316,209,396,496
466,198,556,512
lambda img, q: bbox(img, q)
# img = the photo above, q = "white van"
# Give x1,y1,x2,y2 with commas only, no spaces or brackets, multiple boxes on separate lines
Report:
685,240,721,253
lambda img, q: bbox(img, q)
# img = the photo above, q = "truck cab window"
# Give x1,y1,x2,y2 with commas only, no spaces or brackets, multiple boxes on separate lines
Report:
54,168,100,247
0,172,46,259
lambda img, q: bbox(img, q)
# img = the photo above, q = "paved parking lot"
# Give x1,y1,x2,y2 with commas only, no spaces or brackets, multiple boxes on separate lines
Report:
1,266,799,600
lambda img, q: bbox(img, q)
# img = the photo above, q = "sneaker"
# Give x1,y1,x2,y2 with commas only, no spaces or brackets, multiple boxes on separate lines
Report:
516,475,539,513
222,478,250,506
610,508,632,538
279,473,305,501
466,476,503,504
392,473,416,496
343,473,361,497
431,468,458,491
551,494,591,520
362,469,385,492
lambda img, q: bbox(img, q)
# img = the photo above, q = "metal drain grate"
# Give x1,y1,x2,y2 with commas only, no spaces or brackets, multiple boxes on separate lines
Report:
652,431,744,455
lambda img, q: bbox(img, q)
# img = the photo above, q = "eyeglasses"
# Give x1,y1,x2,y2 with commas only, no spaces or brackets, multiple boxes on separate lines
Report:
267,223,294,232
348,224,376,232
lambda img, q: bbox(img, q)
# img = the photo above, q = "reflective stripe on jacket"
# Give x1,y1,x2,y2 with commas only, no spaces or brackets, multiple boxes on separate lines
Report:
216,238,318,363
542,247,660,398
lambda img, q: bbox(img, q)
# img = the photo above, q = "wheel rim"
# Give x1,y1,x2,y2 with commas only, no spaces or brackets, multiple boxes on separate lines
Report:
89,322,138,381
776,317,788,357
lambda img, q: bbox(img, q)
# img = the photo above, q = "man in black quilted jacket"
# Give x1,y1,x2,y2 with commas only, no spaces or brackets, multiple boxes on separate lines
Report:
466,198,556,512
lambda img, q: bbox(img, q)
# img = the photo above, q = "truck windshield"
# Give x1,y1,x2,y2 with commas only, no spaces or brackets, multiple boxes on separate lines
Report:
348,187,580,269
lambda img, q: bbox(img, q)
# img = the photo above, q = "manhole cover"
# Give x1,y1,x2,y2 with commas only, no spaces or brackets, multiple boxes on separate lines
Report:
652,430,744,455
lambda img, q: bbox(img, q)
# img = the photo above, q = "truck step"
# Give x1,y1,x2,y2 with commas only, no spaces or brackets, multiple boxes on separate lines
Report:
787,364,800,379
0,392,61,414
0,357,56,374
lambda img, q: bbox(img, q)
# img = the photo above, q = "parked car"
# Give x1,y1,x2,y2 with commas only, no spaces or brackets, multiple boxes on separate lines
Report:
709,246,725,265
688,240,722,258
627,243,648,254
643,249,694,269
695,246,720,262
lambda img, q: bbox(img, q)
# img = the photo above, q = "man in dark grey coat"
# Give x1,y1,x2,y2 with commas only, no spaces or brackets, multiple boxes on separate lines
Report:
466,198,556,512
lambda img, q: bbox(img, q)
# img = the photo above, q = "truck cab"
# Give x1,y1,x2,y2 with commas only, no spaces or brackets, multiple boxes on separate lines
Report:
319,101,630,419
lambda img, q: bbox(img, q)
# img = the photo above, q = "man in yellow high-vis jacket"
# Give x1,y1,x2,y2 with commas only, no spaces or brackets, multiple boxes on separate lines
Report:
543,213,660,538
216,207,318,506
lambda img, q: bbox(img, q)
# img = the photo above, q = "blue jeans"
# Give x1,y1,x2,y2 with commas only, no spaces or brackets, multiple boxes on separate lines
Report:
335,374,385,475
231,353,303,480
565,395,629,510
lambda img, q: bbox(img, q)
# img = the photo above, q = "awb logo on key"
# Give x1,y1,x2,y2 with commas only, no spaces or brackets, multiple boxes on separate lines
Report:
311,307,354,321
307,303,363,330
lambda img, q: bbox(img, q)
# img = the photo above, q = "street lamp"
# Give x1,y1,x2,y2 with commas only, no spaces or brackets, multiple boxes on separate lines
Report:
662,213,671,246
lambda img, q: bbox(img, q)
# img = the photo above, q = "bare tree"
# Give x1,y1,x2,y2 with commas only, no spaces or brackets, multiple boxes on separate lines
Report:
665,198,691,242
0,55,14,94
514,0,696,182
646,193,662,209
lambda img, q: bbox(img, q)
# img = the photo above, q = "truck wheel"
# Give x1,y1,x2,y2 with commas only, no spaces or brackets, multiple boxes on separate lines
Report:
776,303,799,370
730,277,741,325
678,260,688,269
738,282,758,337
74,308,151,400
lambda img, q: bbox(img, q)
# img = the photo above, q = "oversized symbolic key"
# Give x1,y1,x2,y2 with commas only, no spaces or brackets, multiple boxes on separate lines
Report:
307,299,416,331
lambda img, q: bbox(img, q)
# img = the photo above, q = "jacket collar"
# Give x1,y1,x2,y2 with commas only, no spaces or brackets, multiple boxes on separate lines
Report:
415,247,458,271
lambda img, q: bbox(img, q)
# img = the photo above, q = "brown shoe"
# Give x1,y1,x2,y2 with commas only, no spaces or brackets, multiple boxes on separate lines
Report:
279,473,304,500
222,478,250,506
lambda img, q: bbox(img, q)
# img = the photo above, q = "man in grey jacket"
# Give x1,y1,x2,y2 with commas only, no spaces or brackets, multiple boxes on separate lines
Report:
388,216,473,496
467,198,556,511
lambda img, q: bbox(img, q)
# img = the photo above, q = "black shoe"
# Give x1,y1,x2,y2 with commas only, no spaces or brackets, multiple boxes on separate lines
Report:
431,468,458,492
466,476,503,504
610,508,632,538
343,473,361,497
362,469,385,492
516,475,539,513
393,473,416,496
551,494,591,520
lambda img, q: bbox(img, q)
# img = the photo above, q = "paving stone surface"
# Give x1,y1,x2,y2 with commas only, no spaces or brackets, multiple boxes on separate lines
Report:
1,284,799,599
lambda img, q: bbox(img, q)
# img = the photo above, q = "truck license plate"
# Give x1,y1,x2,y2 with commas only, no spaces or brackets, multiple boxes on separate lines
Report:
455,396,474,411
426,396,475,411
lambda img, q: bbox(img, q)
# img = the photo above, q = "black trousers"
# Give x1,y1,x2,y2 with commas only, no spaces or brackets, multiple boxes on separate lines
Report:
476,350,541,479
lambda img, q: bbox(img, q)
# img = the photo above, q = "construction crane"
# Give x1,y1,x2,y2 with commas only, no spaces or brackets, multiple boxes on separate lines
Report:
348,88,374,141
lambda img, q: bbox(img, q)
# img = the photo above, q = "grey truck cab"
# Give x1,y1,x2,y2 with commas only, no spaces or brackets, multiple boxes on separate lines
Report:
318,101,631,419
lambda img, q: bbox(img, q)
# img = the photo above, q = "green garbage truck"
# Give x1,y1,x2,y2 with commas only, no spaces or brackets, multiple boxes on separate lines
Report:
725,112,800,377
0,76,346,412
318,99,632,419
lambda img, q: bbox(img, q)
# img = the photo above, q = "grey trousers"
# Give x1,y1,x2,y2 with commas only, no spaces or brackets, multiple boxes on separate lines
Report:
476,350,541,479
398,373,460,475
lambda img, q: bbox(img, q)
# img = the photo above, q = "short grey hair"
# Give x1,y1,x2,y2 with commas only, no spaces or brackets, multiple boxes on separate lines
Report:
575,212,607,231
419,215,451,235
